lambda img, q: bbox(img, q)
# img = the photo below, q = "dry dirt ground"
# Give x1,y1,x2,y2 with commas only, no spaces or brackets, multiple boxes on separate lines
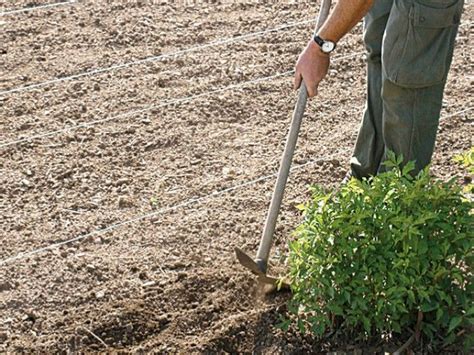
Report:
0,1,472,353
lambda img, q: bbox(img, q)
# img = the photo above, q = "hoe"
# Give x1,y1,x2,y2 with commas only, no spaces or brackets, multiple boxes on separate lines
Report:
235,0,332,287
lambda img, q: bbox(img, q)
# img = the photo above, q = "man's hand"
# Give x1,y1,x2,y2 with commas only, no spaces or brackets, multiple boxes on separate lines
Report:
294,40,330,97
294,0,373,97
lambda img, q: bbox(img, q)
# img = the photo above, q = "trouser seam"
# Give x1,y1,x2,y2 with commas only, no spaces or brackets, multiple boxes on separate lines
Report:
395,4,412,83
407,88,417,164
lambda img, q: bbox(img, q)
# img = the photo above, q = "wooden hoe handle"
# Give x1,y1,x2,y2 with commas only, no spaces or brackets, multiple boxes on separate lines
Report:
255,0,333,270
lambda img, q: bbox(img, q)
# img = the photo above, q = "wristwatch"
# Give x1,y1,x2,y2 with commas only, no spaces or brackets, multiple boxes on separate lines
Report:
313,35,336,54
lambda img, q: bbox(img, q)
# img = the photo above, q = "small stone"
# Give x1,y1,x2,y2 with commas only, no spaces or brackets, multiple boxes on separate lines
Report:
71,82,82,91
167,261,185,270
24,169,33,176
177,272,187,280
92,236,104,244
95,291,105,299
142,281,156,288
196,34,206,43
222,167,236,177
118,196,134,208
150,216,160,223
54,276,64,283
0,282,12,292
114,178,129,186
157,314,169,323
21,179,32,187
21,312,36,322
85,264,96,273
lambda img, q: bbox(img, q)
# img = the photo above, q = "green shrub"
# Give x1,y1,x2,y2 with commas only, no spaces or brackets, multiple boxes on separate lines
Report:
454,147,474,195
287,153,473,349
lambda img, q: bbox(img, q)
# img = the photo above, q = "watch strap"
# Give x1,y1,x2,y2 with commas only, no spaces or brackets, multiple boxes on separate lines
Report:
313,34,336,53
313,35,325,47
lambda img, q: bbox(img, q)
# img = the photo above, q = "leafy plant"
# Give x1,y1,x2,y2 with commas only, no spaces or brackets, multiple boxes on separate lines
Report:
454,147,474,195
287,152,473,350
453,147,474,174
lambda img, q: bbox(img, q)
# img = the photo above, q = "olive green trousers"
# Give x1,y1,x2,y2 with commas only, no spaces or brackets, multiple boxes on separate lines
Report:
350,0,464,179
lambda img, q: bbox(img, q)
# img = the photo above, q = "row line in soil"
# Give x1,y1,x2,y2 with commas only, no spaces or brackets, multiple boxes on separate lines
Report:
0,8,471,96
1,105,470,267
1,68,468,259
1,24,469,141
1,3,316,91
0,1,76,16
3,18,471,96
0,19,313,95
0,107,362,265
0,51,364,148
0,78,368,261
1,69,469,259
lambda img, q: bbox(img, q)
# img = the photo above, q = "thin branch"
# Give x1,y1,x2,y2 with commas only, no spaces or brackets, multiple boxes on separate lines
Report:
81,327,108,348
393,334,415,355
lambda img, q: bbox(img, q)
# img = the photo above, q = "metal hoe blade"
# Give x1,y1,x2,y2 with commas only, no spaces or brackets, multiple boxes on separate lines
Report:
234,247,287,288
234,0,332,288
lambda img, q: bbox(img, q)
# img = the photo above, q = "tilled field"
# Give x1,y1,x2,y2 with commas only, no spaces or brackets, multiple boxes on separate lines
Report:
0,1,472,353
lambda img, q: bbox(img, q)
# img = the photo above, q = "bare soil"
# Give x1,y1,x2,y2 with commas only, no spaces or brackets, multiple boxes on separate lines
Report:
0,1,472,353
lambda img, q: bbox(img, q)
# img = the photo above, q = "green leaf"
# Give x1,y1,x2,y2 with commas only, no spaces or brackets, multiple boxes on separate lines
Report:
444,331,456,346
296,203,306,211
402,160,416,176
276,315,291,332
392,321,401,333
328,304,344,316
297,319,305,333
466,306,474,317
362,317,371,334
421,302,438,313
435,307,444,321
418,238,428,254
448,316,463,333
396,154,404,165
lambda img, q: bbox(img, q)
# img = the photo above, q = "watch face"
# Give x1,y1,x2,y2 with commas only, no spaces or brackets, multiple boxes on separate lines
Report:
322,41,335,53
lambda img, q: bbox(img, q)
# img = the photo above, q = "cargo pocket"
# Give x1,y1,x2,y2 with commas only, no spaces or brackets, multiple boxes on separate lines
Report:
382,0,463,88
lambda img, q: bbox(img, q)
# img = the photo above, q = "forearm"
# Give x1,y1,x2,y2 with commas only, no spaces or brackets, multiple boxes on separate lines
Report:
318,0,374,43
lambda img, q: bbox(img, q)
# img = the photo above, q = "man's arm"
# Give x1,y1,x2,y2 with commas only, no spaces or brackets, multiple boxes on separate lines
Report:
294,0,374,97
